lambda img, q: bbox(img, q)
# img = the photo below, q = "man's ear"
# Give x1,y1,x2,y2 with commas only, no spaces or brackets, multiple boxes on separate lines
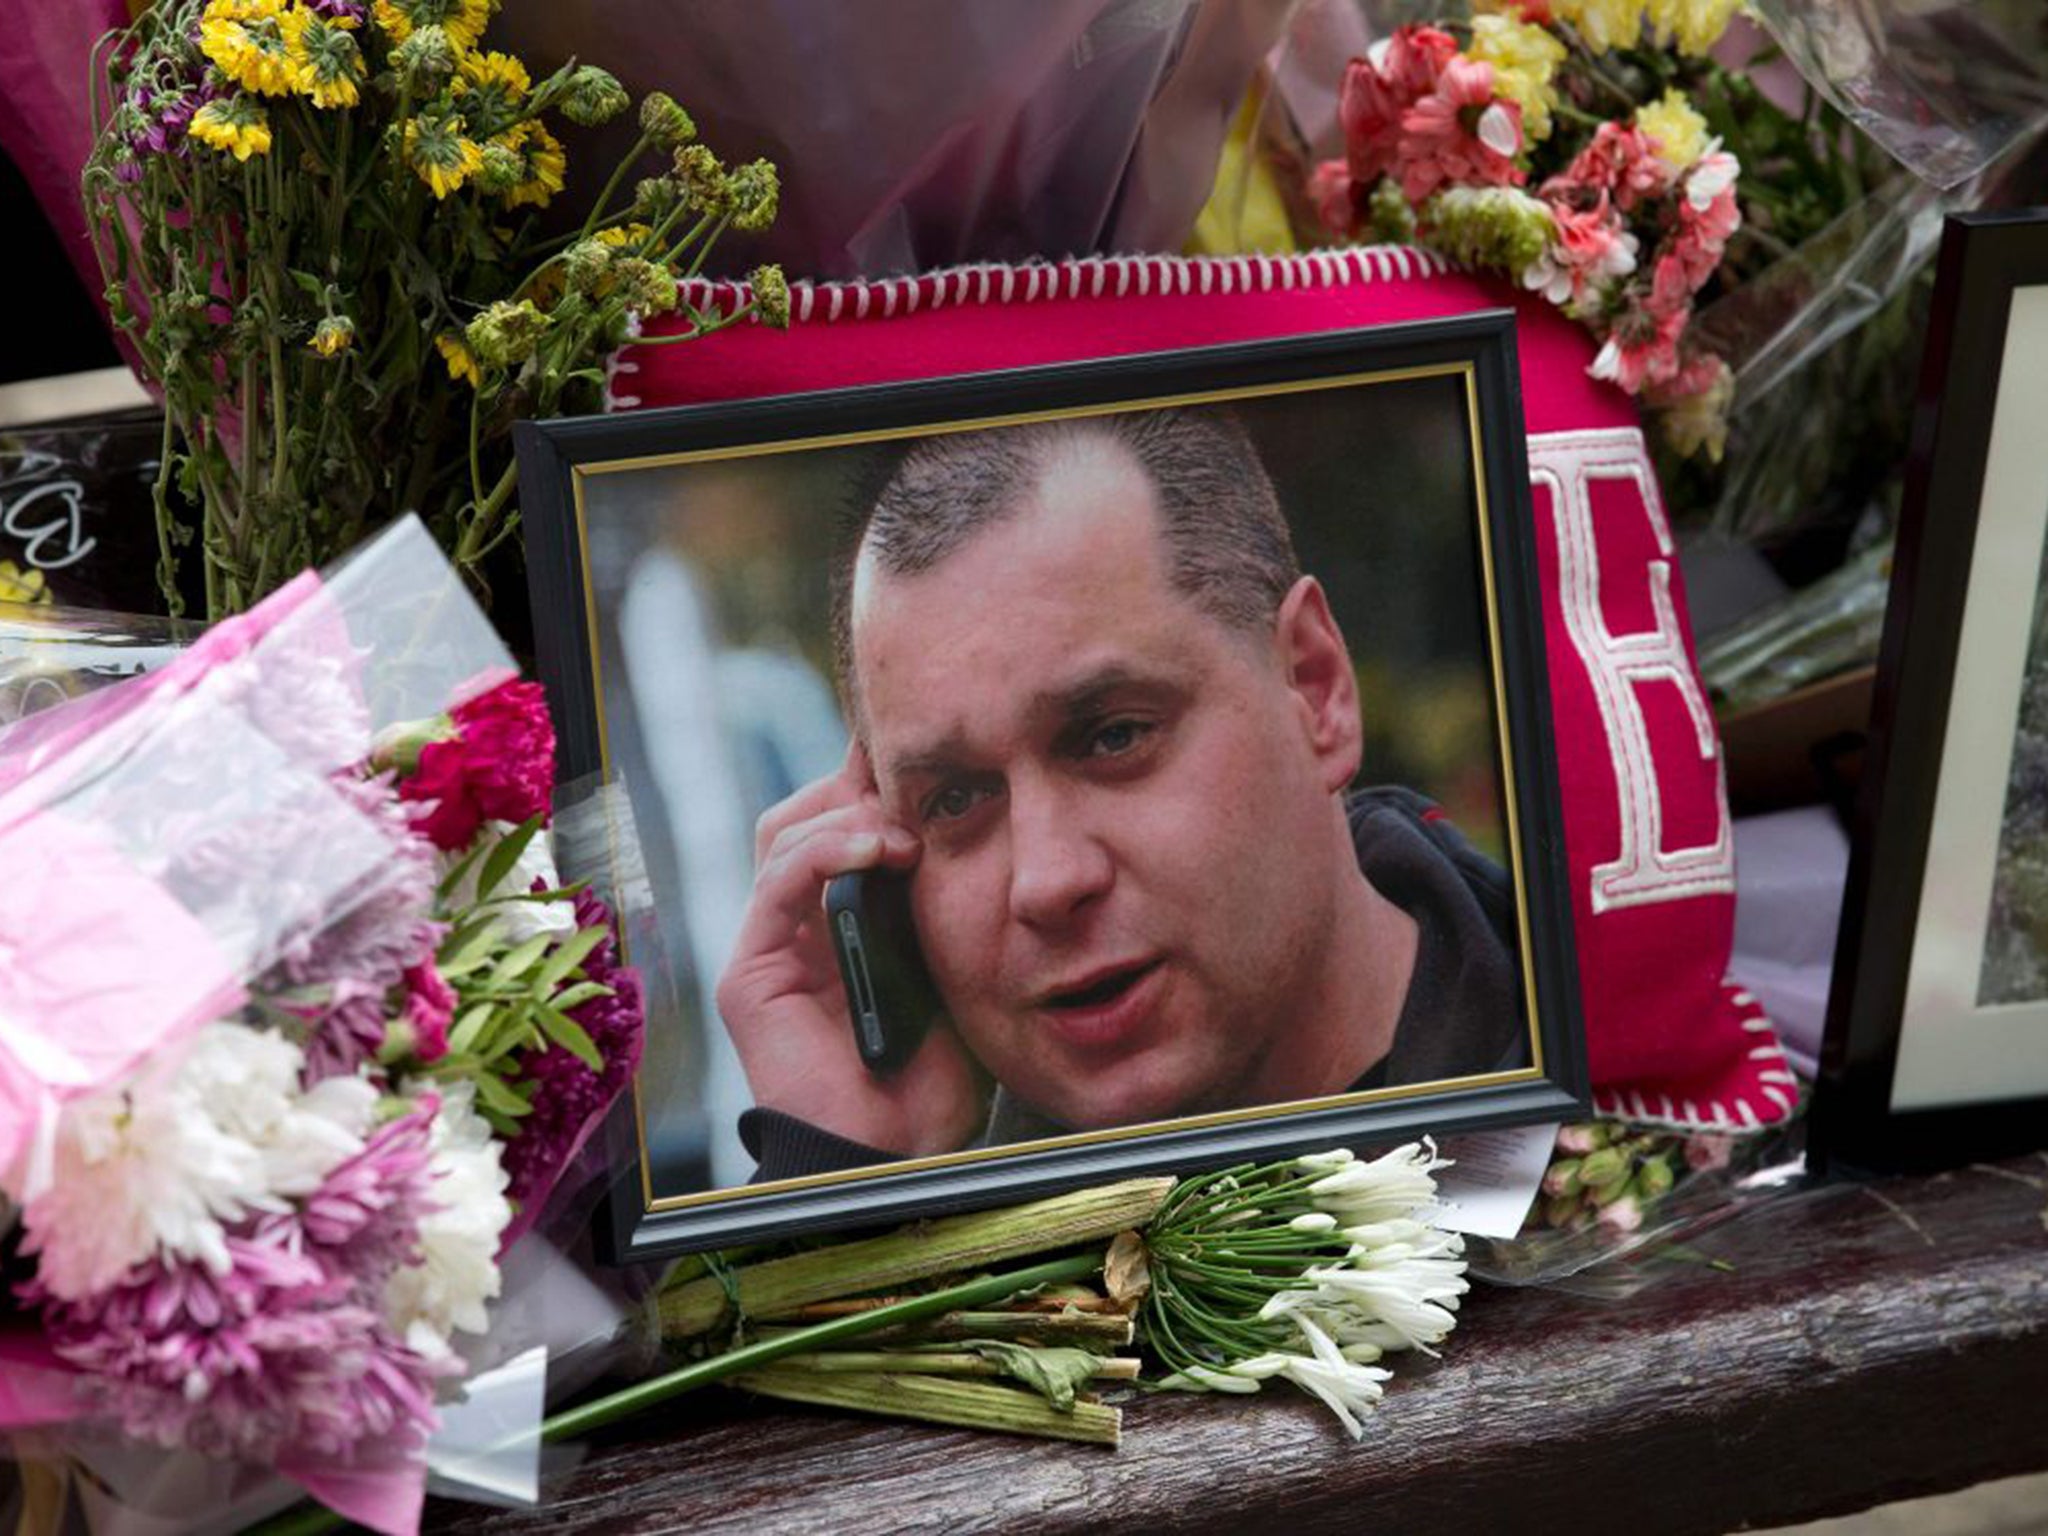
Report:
1273,575,1363,793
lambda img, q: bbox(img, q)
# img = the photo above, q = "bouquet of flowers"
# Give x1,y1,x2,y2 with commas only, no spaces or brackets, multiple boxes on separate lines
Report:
83,0,787,618
1301,0,1892,467
0,518,643,1534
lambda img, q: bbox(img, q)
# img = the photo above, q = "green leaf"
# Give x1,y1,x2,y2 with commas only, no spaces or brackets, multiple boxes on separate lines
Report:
476,817,544,904
958,1343,1102,1412
436,913,503,979
473,1069,535,1120
486,932,555,990
533,925,607,995
446,1000,498,1057
289,269,326,301
548,980,614,1012
534,1003,604,1073
437,837,492,905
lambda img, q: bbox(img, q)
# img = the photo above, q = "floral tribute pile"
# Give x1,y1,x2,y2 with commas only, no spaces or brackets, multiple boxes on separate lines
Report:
1306,0,1746,458
0,527,642,1533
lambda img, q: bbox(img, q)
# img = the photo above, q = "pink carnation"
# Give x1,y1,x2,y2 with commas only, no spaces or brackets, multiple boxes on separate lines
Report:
399,680,557,852
400,960,457,1063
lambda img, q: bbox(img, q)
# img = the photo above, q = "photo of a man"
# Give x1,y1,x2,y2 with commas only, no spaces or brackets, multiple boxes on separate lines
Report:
712,408,1528,1181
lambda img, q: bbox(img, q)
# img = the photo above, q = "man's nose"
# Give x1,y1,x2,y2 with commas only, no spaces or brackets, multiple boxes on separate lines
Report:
1006,781,1113,929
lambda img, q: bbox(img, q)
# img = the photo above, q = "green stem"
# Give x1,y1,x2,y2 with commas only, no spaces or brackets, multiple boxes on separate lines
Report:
579,129,656,239
240,1254,1100,1536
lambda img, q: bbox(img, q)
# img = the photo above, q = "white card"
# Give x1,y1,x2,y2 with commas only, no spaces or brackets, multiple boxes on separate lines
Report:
1427,1122,1558,1238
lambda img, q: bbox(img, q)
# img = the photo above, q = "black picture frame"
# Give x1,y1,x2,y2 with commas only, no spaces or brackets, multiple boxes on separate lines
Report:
1815,209,2048,1174
515,313,1588,1262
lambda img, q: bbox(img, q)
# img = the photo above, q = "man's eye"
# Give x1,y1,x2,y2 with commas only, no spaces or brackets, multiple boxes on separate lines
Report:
1085,719,1152,757
922,784,987,823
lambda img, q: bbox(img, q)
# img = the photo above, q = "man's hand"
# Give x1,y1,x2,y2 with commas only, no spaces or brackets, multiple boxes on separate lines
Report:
714,743,985,1157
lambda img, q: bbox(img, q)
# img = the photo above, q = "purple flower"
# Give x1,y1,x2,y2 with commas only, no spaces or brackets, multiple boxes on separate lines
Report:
25,1102,451,1463
498,888,644,1244
259,776,442,1081
305,0,367,17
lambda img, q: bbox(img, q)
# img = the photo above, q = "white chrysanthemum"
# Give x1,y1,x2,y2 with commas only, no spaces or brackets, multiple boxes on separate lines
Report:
23,1024,374,1300
385,1081,513,1354
439,820,576,944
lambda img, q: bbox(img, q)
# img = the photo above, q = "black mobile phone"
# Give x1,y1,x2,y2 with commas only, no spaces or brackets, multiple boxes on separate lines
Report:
824,868,943,1073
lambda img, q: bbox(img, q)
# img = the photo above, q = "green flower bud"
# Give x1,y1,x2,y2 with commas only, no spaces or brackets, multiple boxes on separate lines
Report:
309,314,356,358
638,90,697,150
672,143,732,217
1635,1156,1676,1201
473,140,525,196
559,65,629,127
1589,1169,1635,1207
611,257,677,317
1541,1157,1583,1199
1542,1192,1584,1230
1576,1147,1628,1190
726,158,779,231
391,25,458,91
749,264,789,328
464,297,550,370
634,175,679,221
562,238,615,295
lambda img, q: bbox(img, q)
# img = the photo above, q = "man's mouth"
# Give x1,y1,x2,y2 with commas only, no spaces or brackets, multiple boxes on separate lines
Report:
1036,959,1165,1048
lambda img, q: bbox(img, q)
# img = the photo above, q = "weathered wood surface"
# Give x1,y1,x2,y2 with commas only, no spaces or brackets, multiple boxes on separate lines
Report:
432,1156,2048,1535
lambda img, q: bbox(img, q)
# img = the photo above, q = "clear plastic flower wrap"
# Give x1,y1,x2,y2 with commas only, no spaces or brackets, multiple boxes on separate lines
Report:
0,517,650,1536
1461,1116,1812,1296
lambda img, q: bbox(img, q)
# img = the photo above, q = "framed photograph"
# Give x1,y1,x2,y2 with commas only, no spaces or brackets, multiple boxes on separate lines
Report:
1816,210,2048,1172
516,313,1587,1261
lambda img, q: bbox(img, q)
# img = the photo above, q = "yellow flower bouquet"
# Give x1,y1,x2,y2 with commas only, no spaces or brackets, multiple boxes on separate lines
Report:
85,0,785,618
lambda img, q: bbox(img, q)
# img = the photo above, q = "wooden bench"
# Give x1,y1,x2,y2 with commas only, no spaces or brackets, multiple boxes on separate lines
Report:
433,1153,2048,1534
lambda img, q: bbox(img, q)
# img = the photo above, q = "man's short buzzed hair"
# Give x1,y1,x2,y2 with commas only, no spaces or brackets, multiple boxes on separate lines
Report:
831,408,1301,704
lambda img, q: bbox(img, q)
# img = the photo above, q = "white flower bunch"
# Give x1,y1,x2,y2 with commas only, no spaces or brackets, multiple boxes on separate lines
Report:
1146,1141,1468,1439
13,1022,377,1299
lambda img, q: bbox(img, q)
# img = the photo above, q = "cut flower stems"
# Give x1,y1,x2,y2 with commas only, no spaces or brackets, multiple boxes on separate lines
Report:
245,1145,1466,1533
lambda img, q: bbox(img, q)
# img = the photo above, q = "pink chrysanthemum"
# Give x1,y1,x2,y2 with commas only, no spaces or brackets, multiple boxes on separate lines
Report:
1392,56,1523,202
29,1105,448,1463
400,681,557,852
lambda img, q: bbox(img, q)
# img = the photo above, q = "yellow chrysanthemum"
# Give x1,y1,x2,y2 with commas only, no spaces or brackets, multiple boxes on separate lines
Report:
435,333,482,387
1636,89,1712,168
593,222,654,251
0,561,50,606
1467,15,1566,145
403,113,486,198
199,0,301,98
282,9,366,110
1645,0,1741,55
189,96,274,160
371,0,490,50
1548,0,1645,53
490,119,565,209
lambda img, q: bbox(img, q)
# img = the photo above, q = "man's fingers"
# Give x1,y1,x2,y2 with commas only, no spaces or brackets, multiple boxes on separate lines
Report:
753,771,869,867
738,806,920,948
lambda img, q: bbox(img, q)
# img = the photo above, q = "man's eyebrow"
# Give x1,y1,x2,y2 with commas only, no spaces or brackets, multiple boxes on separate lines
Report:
882,665,1192,783
1035,664,1188,724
